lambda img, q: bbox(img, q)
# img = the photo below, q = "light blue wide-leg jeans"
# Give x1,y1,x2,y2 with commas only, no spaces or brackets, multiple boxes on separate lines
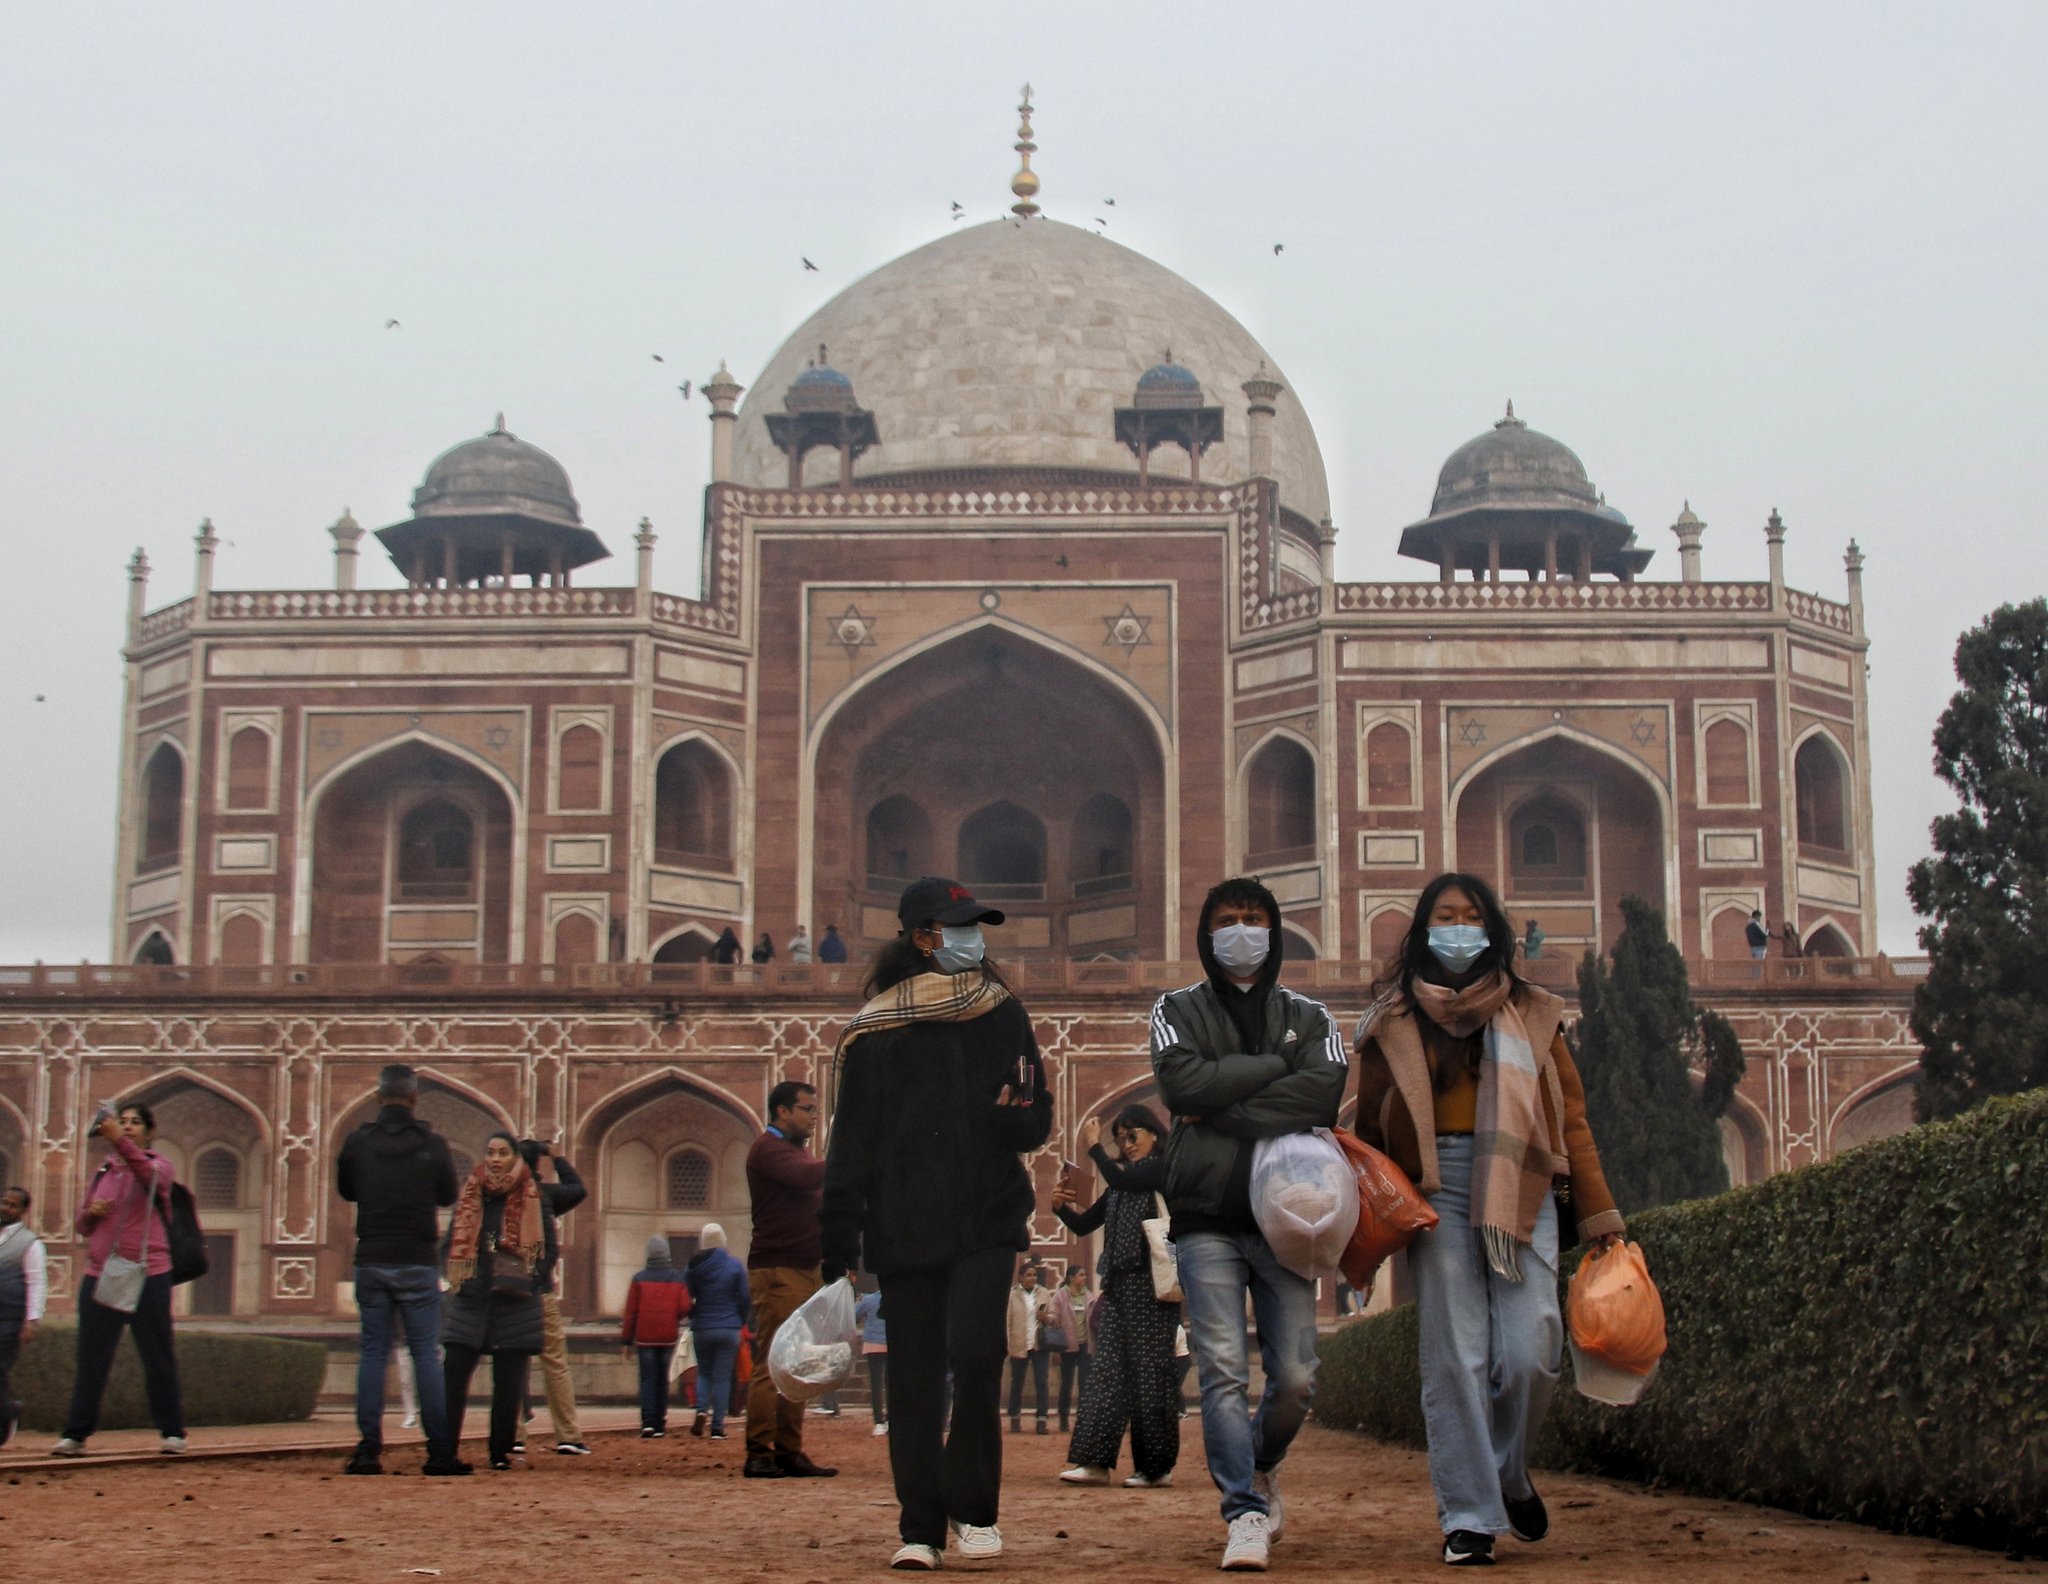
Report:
1410,1134,1562,1537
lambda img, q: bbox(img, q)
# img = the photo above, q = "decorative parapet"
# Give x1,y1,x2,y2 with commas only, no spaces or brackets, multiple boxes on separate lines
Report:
1331,579,1858,628
728,482,1242,519
207,587,638,621
133,597,196,645
1784,588,1856,634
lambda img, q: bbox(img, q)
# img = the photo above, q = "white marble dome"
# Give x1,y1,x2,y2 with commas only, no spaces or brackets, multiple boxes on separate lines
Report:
732,219,1331,522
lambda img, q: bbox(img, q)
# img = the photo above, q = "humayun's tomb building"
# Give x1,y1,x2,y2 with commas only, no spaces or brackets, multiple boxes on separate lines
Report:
0,112,1923,1323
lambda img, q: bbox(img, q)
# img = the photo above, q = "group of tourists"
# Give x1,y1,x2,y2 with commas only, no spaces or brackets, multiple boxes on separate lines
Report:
12,861,1620,1573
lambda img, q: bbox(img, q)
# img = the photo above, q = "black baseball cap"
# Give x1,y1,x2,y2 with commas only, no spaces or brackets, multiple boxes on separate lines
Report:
896,875,1006,929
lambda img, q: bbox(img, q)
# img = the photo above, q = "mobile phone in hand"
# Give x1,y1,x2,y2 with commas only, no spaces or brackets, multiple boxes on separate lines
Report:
1016,1050,1034,1094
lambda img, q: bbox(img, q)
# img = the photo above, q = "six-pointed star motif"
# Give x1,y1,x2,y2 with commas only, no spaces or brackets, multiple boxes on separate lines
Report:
1102,603,1153,656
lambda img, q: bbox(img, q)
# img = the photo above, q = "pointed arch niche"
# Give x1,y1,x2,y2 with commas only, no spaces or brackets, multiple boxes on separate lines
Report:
811,624,1167,959
1451,731,1671,957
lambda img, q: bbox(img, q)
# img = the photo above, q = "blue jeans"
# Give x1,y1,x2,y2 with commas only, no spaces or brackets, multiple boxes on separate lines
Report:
355,1263,451,1458
637,1345,676,1430
693,1327,741,1433
1176,1227,1320,1521
1410,1135,1562,1536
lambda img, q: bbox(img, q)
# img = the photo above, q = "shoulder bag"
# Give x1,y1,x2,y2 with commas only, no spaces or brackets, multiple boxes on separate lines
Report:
94,1160,158,1314
1141,1193,1183,1304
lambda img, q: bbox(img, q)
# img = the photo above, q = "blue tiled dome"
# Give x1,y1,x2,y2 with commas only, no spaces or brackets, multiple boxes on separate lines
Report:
1136,361,1201,395
792,363,853,390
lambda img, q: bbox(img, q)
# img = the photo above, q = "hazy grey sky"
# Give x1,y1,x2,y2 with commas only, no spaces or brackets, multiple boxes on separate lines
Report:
3,2,2042,960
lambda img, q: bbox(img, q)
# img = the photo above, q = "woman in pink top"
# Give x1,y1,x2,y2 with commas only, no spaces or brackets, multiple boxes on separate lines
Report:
51,1103,187,1457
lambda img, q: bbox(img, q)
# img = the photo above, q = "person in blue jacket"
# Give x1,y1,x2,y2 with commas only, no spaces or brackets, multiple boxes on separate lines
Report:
684,1222,752,1439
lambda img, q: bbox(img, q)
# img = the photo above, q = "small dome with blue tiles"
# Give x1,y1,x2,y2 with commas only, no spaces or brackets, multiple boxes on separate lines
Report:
1133,356,1204,410
784,344,861,414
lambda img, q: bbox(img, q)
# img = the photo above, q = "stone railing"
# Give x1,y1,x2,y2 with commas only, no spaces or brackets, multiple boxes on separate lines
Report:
133,598,196,644
731,482,1241,519
1784,588,1856,633
206,587,639,621
1332,580,1776,616
0,955,1926,1001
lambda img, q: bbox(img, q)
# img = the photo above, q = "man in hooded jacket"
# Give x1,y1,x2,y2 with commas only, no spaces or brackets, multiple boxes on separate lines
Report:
1151,877,1346,1572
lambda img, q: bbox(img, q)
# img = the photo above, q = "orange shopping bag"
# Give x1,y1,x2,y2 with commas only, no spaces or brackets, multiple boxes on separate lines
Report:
1330,1128,1439,1290
1566,1239,1667,1405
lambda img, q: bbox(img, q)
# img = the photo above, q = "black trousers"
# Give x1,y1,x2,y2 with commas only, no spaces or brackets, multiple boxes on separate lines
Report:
879,1244,1012,1548
1067,1272,1180,1478
64,1274,184,1441
0,1317,20,1441
1007,1348,1048,1424
443,1343,532,1462
1054,1349,1088,1427
868,1353,889,1424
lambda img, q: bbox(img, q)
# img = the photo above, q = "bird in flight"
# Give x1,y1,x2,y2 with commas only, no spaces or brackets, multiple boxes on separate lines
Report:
1272,243,1284,255
950,201,964,213
34,694,46,703
1103,198,1115,206
802,257,819,271
651,353,665,363
385,319,400,329
677,381,693,400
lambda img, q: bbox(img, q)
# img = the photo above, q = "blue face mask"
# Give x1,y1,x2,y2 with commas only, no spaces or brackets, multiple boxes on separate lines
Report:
930,925,986,974
1427,924,1491,973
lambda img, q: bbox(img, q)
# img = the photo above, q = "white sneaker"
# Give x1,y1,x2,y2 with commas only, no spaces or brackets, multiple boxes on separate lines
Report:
1251,1468,1284,1541
160,1436,188,1455
1123,1470,1173,1487
873,1420,890,1437
50,1438,86,1458
891,1543,942,1570
1221,1512,1271,1571
401,1414,418,1429
948,1520,1003,1559
1059,1464,1112,1485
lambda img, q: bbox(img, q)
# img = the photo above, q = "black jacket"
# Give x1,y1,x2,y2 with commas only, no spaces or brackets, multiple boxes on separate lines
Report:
534,1157,585,1293
337,1105,458,1266
821,994,1052,1276
1055,1144,1165,1277
439,1193,549,1355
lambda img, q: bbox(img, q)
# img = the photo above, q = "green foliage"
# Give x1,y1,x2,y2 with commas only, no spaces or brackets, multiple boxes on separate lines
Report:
1315,1088,2048,1553
13,1325,325,1431
1573,895,1743,1213
1908,598,2048,1121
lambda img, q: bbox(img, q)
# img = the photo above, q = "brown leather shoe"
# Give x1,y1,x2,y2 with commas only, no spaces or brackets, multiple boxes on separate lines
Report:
776,1450,838,1478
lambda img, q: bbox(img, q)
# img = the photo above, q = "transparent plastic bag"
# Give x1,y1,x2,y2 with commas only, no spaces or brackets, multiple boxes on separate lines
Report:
1250,1128,1360,1280
767,1275,861,1401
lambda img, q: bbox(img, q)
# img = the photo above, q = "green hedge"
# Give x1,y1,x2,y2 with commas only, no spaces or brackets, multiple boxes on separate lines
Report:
14,1325,325,1431
1315,1088,2048,1553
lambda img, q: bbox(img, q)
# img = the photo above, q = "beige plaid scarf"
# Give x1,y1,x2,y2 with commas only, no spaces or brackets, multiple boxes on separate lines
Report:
833,967,1012,1062
1410,972,1566,1281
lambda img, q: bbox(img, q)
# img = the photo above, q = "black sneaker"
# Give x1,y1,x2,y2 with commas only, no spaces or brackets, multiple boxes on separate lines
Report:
556,1441,592,1456
490,1457,512,1471
422,1455,473,1477
343,1448,382,1476
1443,1531,1495,1566
641,1427,659,1439
743,1456,787,1479
1505,1488,1548,1543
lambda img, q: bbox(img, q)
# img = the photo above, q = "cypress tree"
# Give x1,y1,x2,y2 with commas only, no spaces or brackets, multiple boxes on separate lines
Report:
1572,896,1746,1213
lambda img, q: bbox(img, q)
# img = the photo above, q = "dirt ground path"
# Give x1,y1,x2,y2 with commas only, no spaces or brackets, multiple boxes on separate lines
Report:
2,1414,2038,1583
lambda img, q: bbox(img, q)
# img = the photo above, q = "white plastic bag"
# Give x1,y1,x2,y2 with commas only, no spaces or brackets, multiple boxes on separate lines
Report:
768,1276,861,1401
1250,1128,1360,1280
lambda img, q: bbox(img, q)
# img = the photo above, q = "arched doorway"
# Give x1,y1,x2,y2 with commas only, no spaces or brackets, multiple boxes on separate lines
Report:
579,1078,758,1312
308,742,516,963
1454,736,1668,956
813,626,1166,959
138,744,184,873
128,1076,267,1316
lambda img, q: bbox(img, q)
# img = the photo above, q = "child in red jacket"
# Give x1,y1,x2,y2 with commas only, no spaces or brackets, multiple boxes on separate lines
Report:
621,1236,692,1437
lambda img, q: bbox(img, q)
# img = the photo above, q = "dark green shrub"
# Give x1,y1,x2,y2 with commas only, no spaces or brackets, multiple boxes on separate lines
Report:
15,1325,325,1430
1316,1088,2048,1553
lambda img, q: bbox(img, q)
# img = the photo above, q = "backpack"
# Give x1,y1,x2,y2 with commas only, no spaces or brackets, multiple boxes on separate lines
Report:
155,1182,209,1286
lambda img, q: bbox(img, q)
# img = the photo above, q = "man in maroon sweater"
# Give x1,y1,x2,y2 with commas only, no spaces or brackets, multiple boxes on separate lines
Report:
743,1080,836,1479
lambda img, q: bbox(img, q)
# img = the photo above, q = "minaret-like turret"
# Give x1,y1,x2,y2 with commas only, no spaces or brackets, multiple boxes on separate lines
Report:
1671,501,1705,583
703,361,744,484
330,508,364,591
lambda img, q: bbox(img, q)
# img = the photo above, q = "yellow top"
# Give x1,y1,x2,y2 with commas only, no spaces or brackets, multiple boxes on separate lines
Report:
1432,1069,1479,1135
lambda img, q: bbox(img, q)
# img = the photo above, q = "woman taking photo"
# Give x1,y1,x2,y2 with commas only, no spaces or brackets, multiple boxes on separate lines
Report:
52,1103,186,1457
821,876,1051,1571
1051,1104,1179,1490
441,1131,548,1470
1353,872,1624,1567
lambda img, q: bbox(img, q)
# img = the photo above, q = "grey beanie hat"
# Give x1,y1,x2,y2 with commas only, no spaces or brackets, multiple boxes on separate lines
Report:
644,1235,671,1266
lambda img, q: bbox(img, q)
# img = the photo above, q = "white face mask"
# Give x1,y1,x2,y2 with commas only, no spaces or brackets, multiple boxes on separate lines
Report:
930,924,986,974
1210,923,1270,975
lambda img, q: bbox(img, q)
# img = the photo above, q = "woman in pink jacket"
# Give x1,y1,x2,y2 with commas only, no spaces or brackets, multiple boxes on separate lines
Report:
51,1102,186,1456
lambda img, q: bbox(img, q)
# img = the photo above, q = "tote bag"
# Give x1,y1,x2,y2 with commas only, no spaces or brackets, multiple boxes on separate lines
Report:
1141,1193,1183,1303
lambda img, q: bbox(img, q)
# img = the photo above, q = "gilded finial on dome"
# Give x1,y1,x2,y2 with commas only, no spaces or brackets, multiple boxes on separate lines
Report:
491,412,507,435
1496,399,1524,430
1010,83,1041,218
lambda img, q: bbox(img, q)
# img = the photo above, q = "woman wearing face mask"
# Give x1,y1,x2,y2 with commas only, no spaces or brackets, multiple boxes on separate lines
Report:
1051,1104,1180,1490
1353,873,1624,1568
440,1131,549,1470
821,876,1052,1571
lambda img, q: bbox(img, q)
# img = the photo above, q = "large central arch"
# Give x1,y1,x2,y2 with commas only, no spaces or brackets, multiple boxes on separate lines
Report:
807,620,1173,959
1447,727,1676,956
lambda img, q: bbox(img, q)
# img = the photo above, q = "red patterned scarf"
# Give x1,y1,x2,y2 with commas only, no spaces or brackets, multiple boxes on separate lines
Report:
446,1154,543,1285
